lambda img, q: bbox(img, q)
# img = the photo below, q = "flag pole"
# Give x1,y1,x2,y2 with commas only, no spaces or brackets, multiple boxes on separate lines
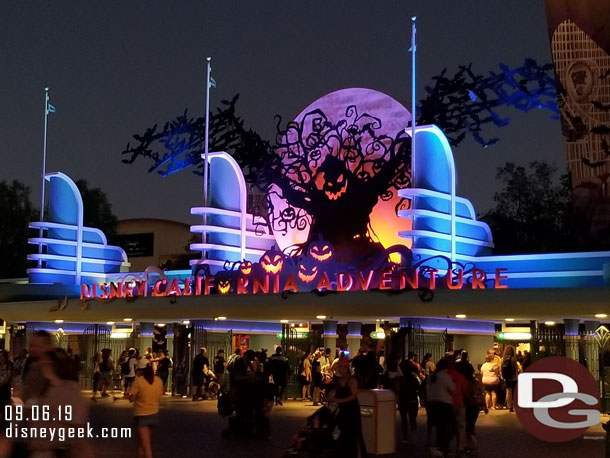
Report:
410,16,417,183
38,87,50,266
204,57,211,208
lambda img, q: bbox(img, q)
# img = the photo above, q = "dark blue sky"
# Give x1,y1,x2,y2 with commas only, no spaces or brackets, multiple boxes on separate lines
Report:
0,1,564,224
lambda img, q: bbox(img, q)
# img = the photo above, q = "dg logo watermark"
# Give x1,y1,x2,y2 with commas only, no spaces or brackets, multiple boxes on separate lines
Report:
515,356,600,442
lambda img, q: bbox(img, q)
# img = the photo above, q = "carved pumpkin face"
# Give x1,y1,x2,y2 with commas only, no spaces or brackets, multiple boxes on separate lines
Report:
309,242,334,262
240,261,253,276
260,252,284,274
217,280,231,294
298,263,319,283
314,156,348,201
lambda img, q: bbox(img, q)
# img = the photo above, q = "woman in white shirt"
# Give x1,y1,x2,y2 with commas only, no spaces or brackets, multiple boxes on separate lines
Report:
480,354,501,409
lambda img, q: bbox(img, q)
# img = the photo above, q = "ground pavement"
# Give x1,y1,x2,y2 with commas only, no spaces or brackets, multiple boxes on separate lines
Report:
86,395,606,458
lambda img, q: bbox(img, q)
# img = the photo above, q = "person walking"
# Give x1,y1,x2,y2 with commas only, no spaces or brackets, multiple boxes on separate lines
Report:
327,358,365,458
299,351,312,401
0,351,13,424
456,355,488,454
213,349,226,389
266,346,290,405
425,358,455,458
122,348,138,399
30,348,92,458
501,345,520,412
422,353,436,377
129,359,164,458
192,347,210,401
154,350,172,393
480,354,501,409
98,348,114,398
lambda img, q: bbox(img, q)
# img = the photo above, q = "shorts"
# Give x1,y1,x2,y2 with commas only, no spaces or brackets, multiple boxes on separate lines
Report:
484,383,499,393
99,371,112,384
505,379,517,390
134,413,159,428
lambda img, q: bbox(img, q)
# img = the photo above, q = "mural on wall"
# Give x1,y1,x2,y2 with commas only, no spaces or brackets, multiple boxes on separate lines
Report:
545,0,610,244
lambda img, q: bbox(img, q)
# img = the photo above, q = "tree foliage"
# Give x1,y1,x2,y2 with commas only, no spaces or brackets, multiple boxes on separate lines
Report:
0,181,37,278
482,162,578,254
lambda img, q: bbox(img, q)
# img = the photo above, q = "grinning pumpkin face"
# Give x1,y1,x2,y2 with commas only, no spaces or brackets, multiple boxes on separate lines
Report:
217,280,231,294
298,264,319,283
260,252,284,274
309,242,334,262
240,261,253,276
314,156,348,201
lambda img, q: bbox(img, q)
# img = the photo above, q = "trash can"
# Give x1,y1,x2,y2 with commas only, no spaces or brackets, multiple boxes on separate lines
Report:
357,389,396,455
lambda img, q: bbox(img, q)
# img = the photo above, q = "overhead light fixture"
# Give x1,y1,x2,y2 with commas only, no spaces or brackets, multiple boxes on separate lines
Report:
106,321,115,326
455,314,467,319
280,320,289,323
544,321,555,326
316,315,327,320
54,319,64,324
595,313,608,319
155,323,166,327
214,316,227,321
182,320,191,325
123,318,133,322
505,318,515,322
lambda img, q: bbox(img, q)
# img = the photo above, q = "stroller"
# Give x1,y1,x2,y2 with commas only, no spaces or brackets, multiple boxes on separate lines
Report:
284,406,337,458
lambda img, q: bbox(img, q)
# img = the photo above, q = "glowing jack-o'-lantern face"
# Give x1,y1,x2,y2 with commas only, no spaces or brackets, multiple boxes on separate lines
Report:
309,242,334,262
314,157,348,201
240,261,253,276
298,264,319,283
260,253,284,274
217,280,231,294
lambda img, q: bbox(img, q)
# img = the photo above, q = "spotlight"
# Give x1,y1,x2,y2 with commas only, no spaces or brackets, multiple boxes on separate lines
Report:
455,314,467,319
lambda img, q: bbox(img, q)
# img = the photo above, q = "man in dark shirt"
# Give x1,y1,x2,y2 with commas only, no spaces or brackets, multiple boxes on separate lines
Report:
352,343,378,389
265,347,290,405
192,347,210,401
213,349,226,389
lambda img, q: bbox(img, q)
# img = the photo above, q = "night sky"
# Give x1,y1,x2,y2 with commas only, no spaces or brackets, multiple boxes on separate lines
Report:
0,1,564,224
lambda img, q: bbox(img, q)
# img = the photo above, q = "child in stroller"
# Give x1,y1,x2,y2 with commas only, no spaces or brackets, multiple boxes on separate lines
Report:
284,406,337,458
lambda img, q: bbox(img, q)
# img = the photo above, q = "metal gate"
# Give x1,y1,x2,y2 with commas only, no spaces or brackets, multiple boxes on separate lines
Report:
80,325,137,390
393,324,447,364
533,323,565,360
281,324,323,399
186,322,232,395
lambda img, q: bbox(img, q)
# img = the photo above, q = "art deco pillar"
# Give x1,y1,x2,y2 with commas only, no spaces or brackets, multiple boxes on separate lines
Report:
583,320,601,381
322,320,338,352
346,322,362,355
563,319,580,361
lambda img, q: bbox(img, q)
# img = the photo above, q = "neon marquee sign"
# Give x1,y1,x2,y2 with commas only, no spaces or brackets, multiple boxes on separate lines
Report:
80,244,509,300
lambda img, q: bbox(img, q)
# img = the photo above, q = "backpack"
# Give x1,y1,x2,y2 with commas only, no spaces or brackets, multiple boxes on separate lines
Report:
121,358,131,376
501,356,516,380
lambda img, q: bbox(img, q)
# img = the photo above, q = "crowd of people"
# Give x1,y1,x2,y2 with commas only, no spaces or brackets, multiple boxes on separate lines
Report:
90,346,173,401
285,344,527,458
0,333,529,458
0,332,170,458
